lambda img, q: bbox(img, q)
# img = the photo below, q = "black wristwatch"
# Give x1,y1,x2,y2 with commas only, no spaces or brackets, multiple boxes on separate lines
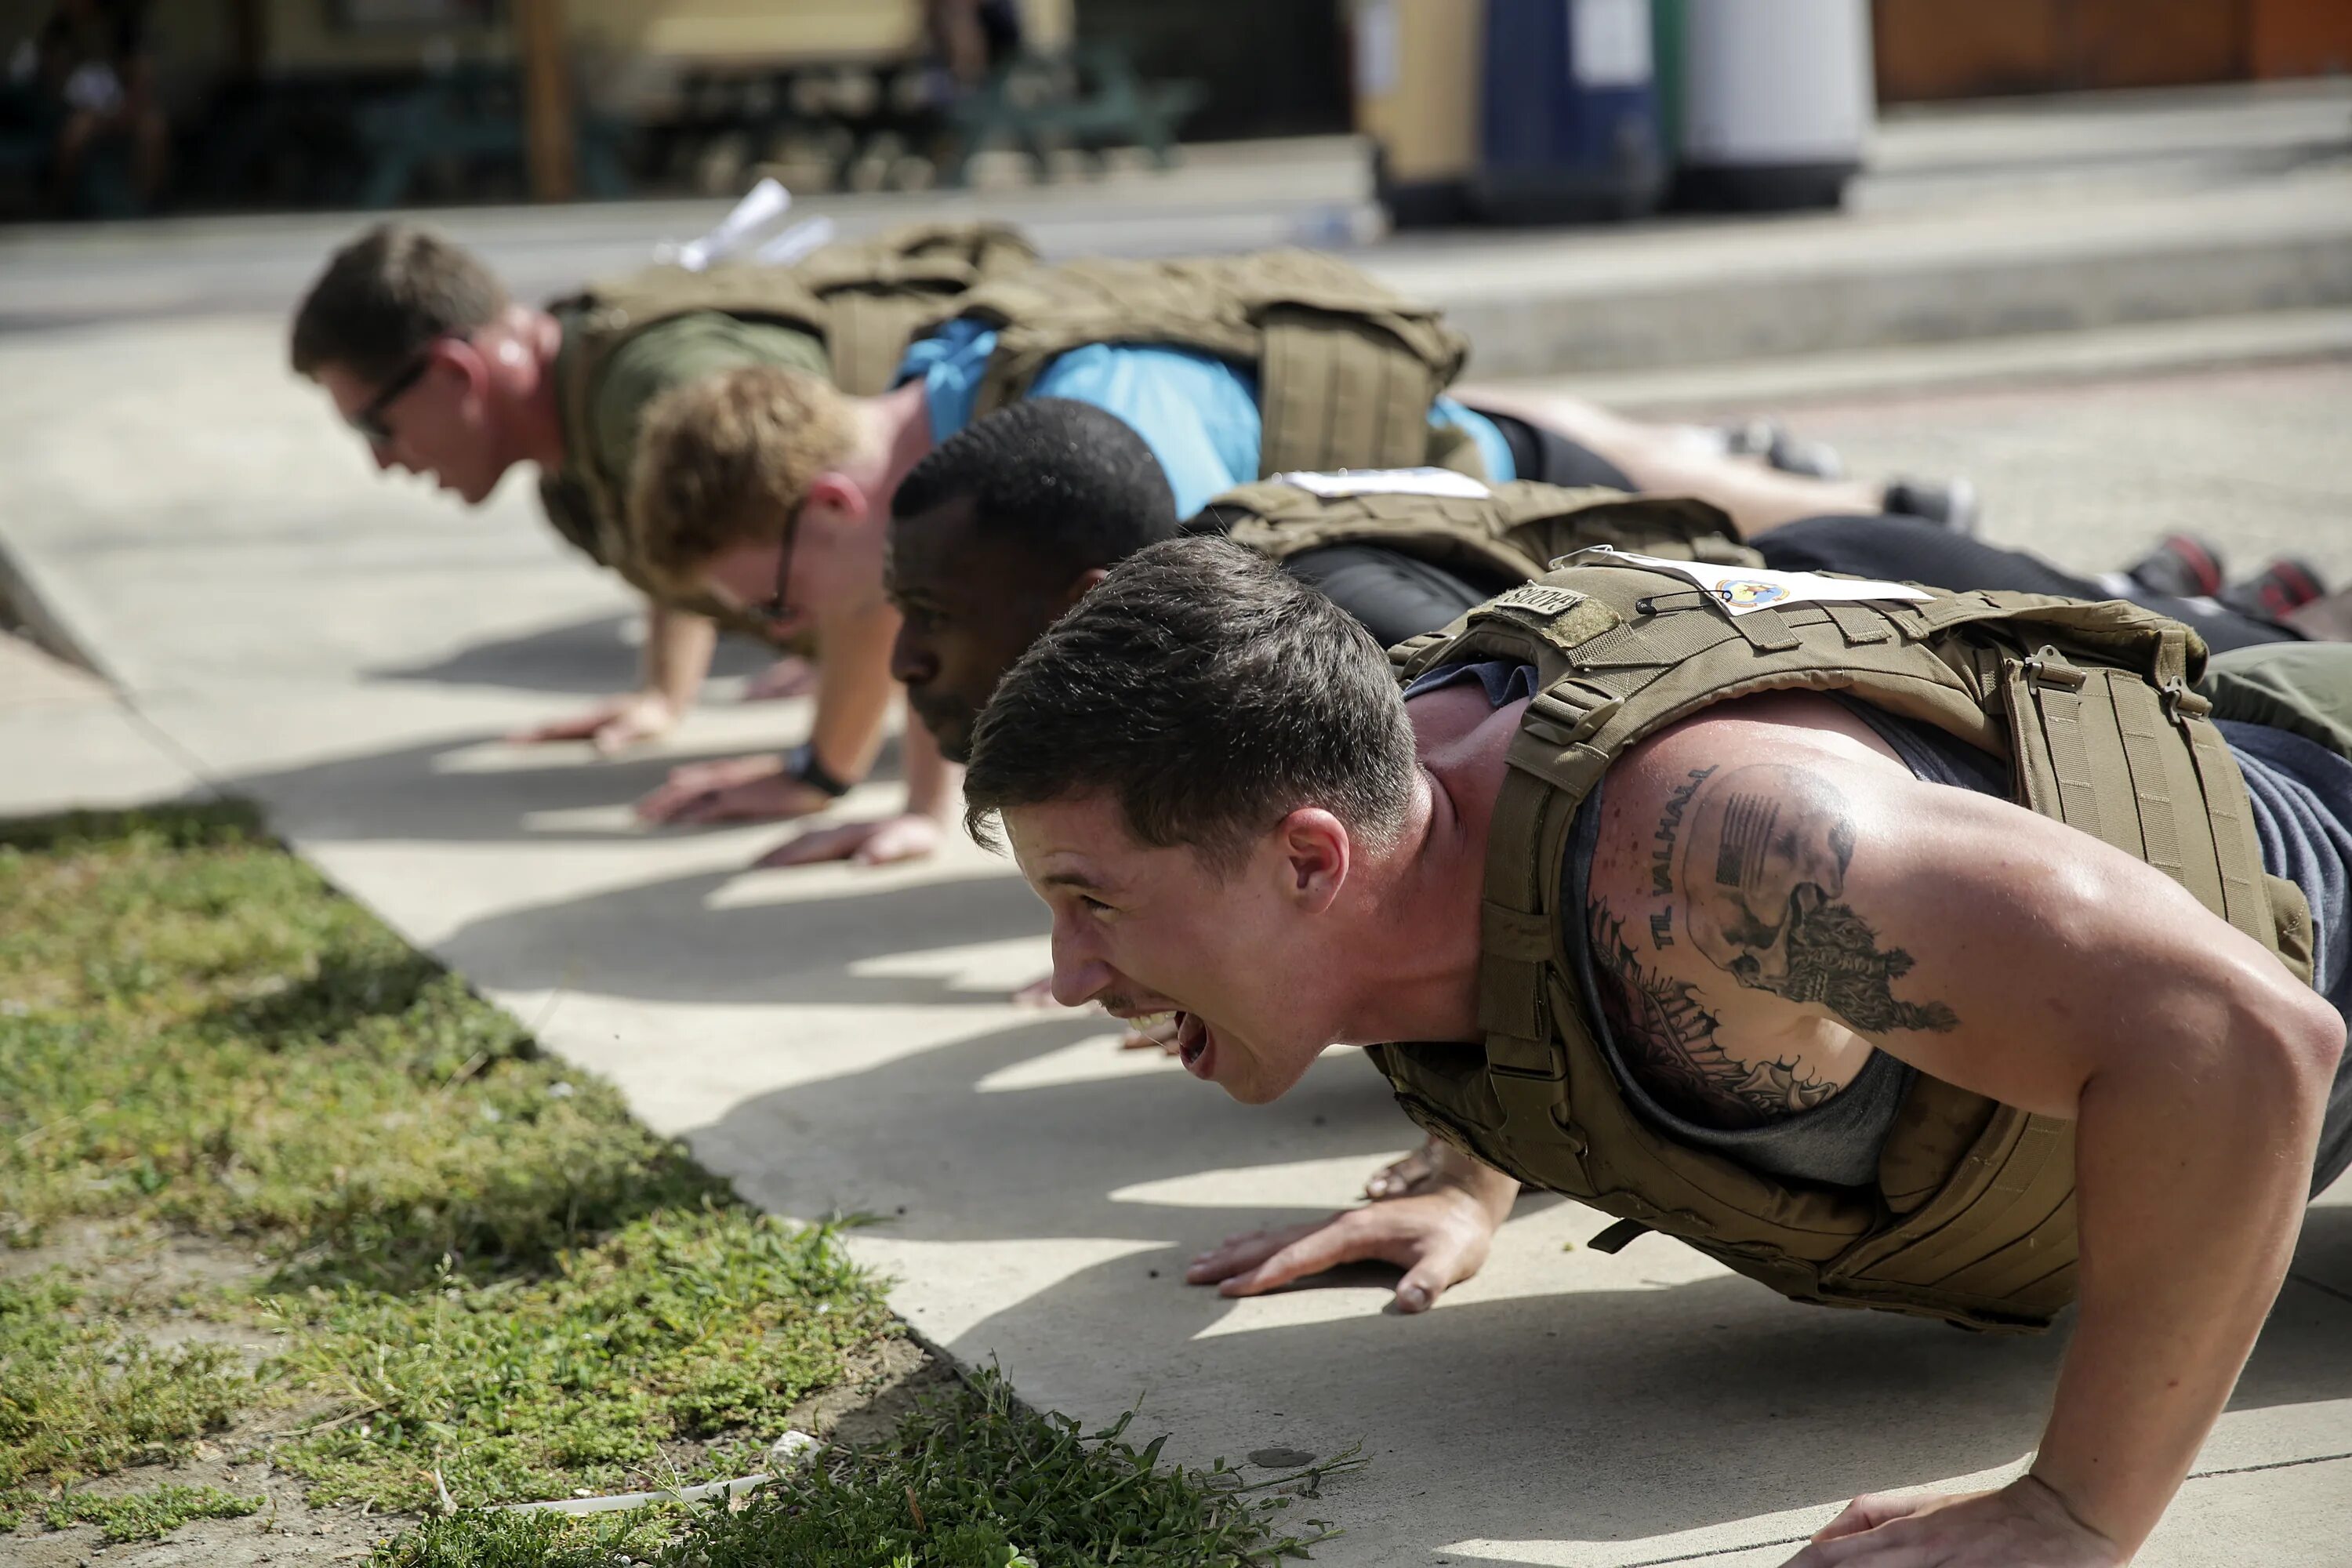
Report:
785,742,855,800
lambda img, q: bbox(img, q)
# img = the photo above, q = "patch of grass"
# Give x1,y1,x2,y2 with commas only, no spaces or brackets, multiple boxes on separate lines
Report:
44,1482,267,1542
0,1273,251,1508
1,807,722,1287
0,804,1352,1561
0,805,890,1528
368,1371,1352,1568
372,1505,682,1568
267,1211,895,1512
685,1369,1352,1567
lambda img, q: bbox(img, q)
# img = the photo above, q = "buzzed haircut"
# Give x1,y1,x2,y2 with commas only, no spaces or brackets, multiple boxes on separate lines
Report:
962,536,1418,873
290,223,509,383
890,399,1178,571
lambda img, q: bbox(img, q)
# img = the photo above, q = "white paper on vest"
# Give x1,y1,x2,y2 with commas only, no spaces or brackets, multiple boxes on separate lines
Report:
1273,467,1494,501
1595,548,1934,617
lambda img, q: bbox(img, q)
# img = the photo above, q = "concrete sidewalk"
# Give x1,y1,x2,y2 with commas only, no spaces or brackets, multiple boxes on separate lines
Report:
3,306,2350,1558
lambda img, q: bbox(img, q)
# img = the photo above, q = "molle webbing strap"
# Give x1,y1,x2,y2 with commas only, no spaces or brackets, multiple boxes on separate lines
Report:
1203,482,1751,590
1257,307,1443,478
1822,601,1892,647
1831,1103,2078,1307
2182,694,2272,940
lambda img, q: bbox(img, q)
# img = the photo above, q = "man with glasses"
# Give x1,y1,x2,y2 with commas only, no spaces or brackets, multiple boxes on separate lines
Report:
291,222,837,765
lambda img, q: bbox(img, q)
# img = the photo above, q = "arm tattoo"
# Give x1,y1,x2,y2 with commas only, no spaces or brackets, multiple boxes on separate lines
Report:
1588,900,1844,1128
1675,763,1959,1035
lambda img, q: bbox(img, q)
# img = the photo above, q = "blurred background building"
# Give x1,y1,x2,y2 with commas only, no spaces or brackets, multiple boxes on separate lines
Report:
0,0,2346,222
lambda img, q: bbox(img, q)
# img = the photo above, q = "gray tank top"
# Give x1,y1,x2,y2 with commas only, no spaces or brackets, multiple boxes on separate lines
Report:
1406,661,2352,1195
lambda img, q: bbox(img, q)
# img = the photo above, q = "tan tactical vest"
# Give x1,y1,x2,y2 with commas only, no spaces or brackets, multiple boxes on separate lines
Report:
1195,476,1760,586
1367,555,2314,1333
539,220,1038,582
946,250,1479,478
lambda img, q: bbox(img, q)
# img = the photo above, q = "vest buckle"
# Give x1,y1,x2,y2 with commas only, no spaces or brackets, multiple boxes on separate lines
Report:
2160,677,2212,721
2020,648,2087,693
1524,685,1619,747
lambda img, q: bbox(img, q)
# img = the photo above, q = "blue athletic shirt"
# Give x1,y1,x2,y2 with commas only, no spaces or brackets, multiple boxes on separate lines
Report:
897,320,1516,517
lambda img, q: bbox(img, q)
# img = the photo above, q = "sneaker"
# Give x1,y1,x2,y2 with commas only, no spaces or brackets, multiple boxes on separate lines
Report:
1719,419,1846,481
2123,534,2229,601
2221,558,2329,624
1882,476,1981,536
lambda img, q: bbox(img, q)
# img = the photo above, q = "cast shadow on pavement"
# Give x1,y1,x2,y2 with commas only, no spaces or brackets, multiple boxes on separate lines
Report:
675,1009,2352,1552
216,728,906,847
371,612,776,696
436,866,1053,1008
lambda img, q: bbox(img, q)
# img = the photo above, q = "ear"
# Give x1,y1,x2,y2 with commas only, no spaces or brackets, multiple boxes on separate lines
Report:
1271,808,1350,915
806,472,869,524
434,336,490,401
1058,567,1110,614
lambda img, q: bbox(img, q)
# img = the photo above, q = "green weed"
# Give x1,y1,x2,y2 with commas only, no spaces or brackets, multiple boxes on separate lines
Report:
265,1211,894,1512
44,1483,266,1542
684,1369,1352,1567
0,1274,250,1490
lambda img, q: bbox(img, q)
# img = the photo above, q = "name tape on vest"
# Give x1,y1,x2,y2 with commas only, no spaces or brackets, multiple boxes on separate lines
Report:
1604,550,1934,617
1274,467,1494,501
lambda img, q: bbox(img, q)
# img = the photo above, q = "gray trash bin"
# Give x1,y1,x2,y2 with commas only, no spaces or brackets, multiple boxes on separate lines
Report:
1674,0,1871,211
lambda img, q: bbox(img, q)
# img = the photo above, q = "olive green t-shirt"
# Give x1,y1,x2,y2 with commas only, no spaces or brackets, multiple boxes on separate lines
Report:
543,307,830,571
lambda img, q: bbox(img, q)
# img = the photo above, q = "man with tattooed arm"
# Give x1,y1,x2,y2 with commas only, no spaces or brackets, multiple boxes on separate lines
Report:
960,538,2352,1567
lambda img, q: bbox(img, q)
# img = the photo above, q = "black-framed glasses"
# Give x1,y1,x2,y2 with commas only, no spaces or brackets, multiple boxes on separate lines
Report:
347,337,453,447
755,509,804,628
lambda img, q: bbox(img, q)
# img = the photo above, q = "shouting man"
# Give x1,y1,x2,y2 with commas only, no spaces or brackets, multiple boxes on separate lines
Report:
961,537,2350,1566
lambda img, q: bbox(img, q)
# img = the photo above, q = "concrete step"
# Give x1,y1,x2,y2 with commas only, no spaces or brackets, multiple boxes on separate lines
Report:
1377,163,2352,379
1862,78,2352,193
1512,307,2352,415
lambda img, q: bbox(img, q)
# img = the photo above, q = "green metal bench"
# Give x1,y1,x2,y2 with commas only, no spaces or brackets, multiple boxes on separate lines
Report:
941,45,1205,187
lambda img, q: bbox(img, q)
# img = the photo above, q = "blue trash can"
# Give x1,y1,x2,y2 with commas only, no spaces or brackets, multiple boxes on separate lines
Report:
1473,0,1668,223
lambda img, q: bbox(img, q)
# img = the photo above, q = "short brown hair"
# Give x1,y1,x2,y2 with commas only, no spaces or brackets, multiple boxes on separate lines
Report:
289,223,508,383
629,365,859,594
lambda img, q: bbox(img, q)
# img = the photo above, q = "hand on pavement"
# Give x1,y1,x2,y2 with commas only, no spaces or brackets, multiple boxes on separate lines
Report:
1186,1180,1504,1314
752,812,946,869
635,754,833,826
1782,1478,2122,1568
741,655,819,702
506,691,679,754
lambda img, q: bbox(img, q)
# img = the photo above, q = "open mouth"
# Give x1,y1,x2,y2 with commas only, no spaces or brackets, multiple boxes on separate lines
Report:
1173,1011,1214,1079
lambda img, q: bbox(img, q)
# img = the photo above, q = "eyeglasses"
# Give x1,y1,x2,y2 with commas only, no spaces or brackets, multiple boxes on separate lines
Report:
346,338,453,447
755,508,804,630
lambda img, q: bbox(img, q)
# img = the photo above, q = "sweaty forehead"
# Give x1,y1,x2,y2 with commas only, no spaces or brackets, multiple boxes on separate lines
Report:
1004,794,1142,878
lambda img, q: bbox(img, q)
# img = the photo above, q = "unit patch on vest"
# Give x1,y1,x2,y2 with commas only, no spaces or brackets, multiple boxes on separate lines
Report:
1602,550,1935,617
1273,467,1494,501
1490,583,1588,619
1475,581,1606,649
